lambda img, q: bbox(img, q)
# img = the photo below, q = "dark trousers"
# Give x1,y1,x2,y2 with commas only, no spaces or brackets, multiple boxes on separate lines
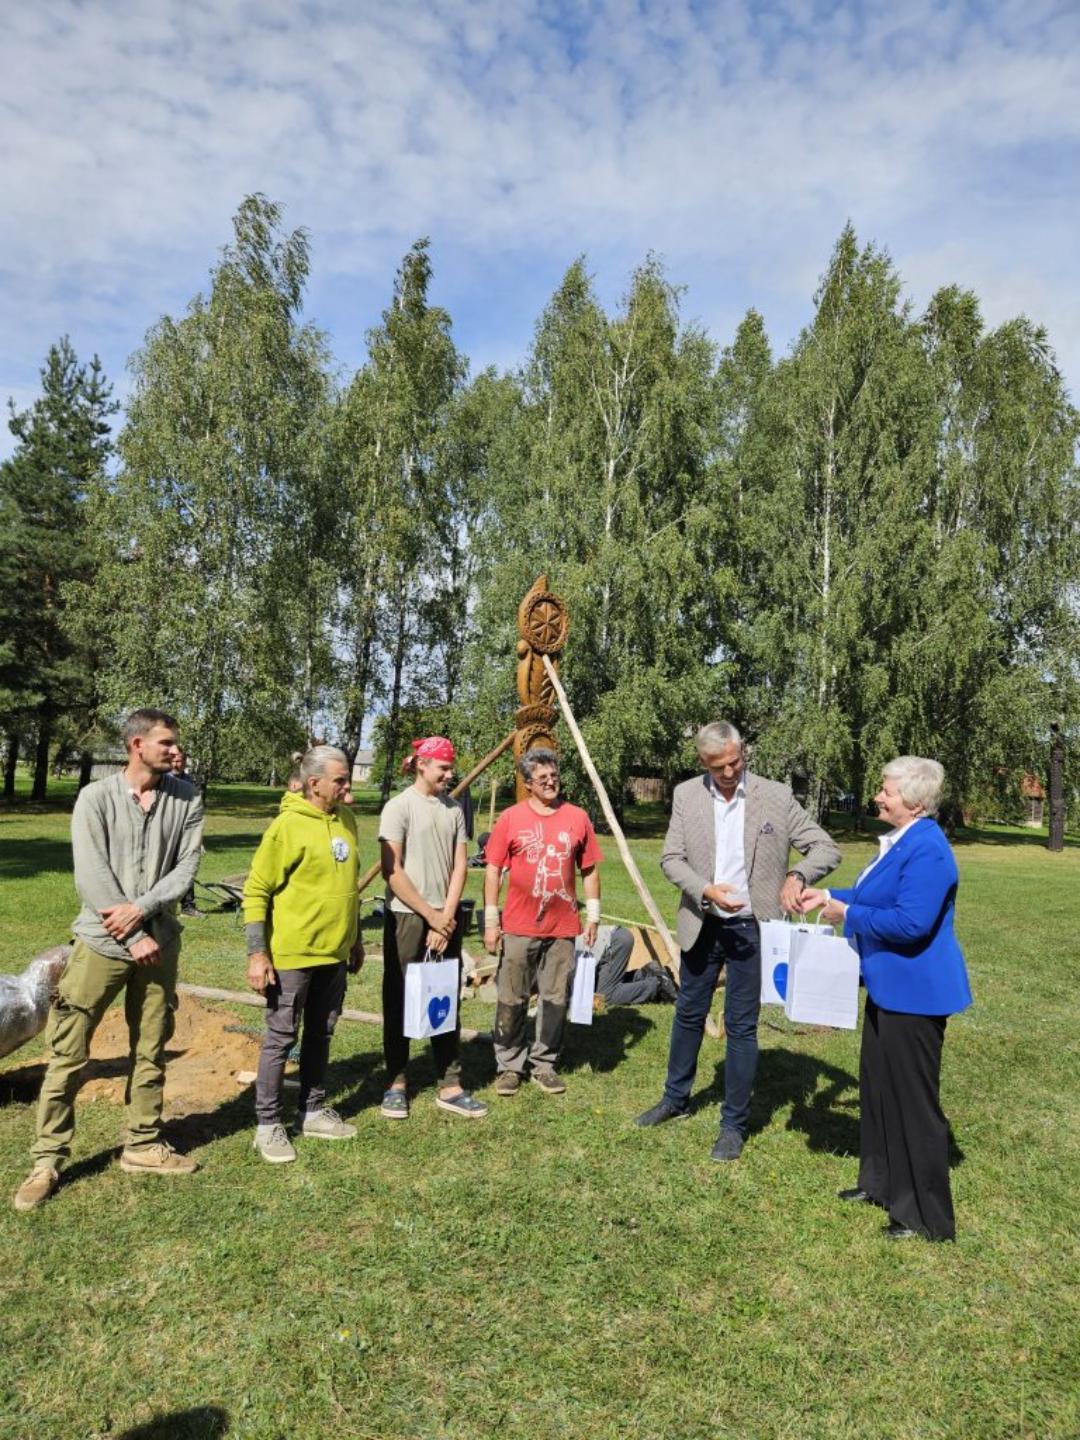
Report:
493,934,575,1075
382,910,463,1089
255,962,347,1124
859,998,955,1240
663,916,761,1134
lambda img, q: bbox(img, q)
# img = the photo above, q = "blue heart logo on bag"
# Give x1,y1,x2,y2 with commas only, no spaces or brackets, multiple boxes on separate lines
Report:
428,995,451,1029
773,962,788,999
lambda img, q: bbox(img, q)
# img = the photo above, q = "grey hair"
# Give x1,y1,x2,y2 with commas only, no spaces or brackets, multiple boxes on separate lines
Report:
299,745,348,788
882,756,945,817
695,721,743,754
518,747,560,783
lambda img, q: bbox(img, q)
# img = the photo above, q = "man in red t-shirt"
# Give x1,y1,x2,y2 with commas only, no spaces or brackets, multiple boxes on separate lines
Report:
483,748,602,1096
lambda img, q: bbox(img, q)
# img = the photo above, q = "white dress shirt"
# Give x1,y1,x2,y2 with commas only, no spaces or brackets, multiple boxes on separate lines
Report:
710,777,753,918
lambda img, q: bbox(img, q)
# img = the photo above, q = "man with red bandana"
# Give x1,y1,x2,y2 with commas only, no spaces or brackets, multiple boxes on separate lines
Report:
378,737,488,1119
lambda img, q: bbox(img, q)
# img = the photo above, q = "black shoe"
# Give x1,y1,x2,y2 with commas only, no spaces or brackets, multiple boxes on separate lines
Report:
181,905,203,919
634,1099,689,1127
647,964,679,1003
838,1187,877,1205
710,1128,744,1162
882,1220,921,1241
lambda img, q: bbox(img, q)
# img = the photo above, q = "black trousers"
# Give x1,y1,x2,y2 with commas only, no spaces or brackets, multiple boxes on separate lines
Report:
859,998,956,1240
382,910,463,1089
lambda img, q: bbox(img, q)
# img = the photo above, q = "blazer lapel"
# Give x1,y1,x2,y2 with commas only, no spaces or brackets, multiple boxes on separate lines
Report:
743,774,762,875
697,773,716,880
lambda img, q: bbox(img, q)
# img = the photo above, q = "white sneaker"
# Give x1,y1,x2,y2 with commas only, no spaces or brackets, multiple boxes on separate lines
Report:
254,1123,297,1163
300,1106,356,1141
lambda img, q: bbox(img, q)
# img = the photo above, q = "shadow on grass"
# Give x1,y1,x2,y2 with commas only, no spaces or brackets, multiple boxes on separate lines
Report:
117,1405,228,1439
690,1044,966,1166
0,834,73,879
562,1006,655,1075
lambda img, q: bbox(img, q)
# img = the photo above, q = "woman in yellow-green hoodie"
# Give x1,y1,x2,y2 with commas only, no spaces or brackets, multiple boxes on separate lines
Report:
243,746,364,1164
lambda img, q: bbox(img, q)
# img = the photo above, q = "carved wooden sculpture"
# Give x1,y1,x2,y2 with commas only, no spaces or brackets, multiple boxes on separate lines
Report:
514,575,569,799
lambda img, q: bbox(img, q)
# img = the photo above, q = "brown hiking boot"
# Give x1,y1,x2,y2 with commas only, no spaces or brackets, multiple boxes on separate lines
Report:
119,1142,199,1176
495,1071,522,1097
531,1069,567,1095
13,1164,60,1212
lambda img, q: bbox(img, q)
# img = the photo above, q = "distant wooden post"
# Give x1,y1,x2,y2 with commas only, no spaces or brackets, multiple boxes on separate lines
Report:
513,576,568,800
1048,724,1066,853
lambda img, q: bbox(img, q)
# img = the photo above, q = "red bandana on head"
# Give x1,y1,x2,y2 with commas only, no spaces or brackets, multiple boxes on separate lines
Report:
411,736,456,763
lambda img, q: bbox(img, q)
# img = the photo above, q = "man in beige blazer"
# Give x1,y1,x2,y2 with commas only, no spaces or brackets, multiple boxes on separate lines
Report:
635,721,840,1160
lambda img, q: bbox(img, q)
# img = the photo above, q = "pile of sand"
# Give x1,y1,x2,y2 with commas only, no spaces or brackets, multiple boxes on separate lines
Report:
0,995,265,1118
81,995,263,1115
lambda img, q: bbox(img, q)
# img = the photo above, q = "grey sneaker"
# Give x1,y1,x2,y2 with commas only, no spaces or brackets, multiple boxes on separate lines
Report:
531,1069,567,1096
300,1107,356,1140
13,1163,60,1212
380,1089,409,1120
710,1127,745,1162
254,1123,297,1164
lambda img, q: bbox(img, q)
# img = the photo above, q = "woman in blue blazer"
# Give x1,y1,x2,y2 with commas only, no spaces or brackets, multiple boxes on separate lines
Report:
802,757,971,1241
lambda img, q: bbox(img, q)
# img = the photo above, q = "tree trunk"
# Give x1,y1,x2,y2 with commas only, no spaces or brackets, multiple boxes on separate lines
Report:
379,598,409,806
32,718,52,802
3,731,18,801
78,750,94,790
1048,727,1066,853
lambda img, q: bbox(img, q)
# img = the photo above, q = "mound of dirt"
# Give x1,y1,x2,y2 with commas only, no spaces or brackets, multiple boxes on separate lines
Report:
79,995,264,1115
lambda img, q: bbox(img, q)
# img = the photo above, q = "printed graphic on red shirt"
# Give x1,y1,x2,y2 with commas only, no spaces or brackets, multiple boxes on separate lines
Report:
486,801,603,938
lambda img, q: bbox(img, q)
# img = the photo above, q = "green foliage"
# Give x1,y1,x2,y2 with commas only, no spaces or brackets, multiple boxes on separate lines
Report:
0,338,116,796
71,195,332,781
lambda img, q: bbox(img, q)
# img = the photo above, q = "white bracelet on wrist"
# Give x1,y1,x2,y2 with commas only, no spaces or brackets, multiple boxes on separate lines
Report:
484,906,501,929
585,898,601,924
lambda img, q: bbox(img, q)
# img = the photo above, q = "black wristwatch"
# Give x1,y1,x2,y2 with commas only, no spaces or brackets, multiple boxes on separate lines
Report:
785,871,805,887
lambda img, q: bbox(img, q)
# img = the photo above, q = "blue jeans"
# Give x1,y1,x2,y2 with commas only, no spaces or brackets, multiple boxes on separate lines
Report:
662,916,761,1134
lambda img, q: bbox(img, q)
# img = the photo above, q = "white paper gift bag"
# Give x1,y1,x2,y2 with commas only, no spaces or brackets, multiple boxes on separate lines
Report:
569,949,597,1026
759,919,833,1006
403,951,459,1039
783,928,859,1029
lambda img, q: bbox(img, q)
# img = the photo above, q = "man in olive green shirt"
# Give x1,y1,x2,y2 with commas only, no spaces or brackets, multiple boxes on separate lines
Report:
14,709,203,1212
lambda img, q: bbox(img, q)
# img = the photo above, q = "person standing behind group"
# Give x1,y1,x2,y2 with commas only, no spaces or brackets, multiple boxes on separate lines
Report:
483,748,603,1097
378,737,488,1120
800,757,971,1242
171,746,202,919
636,721,840,1161
244,746,364,1164
14,709,204,1212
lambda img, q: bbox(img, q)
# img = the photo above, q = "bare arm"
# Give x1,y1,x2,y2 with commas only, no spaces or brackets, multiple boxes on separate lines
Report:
483,861,504,954
380,840,452,934
581,863,600,948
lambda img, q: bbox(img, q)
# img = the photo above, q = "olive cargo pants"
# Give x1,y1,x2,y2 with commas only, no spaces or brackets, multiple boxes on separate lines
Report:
31,936,179,1167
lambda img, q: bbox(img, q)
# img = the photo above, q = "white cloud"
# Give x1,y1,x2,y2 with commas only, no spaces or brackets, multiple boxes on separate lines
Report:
1,0,1078,453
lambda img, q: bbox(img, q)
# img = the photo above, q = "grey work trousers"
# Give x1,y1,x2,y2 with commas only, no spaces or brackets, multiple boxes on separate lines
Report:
493,934,575,1076
254,962,347,1125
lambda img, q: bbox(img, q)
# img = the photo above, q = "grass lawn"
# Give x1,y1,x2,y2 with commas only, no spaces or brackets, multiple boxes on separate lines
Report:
0,776,1077,1439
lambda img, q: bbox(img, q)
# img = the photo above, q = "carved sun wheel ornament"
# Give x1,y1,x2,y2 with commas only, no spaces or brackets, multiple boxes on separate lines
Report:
514,576,569,799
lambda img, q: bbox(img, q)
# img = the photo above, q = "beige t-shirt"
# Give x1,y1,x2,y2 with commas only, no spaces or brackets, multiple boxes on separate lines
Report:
378,786,467,914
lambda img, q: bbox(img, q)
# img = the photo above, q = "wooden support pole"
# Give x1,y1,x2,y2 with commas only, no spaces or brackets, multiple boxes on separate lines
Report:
356,728,517,895
176,983,491,1043
541,656,681,975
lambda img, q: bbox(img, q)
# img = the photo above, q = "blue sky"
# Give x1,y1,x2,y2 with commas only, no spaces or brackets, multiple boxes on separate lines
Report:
2,0,1078,453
